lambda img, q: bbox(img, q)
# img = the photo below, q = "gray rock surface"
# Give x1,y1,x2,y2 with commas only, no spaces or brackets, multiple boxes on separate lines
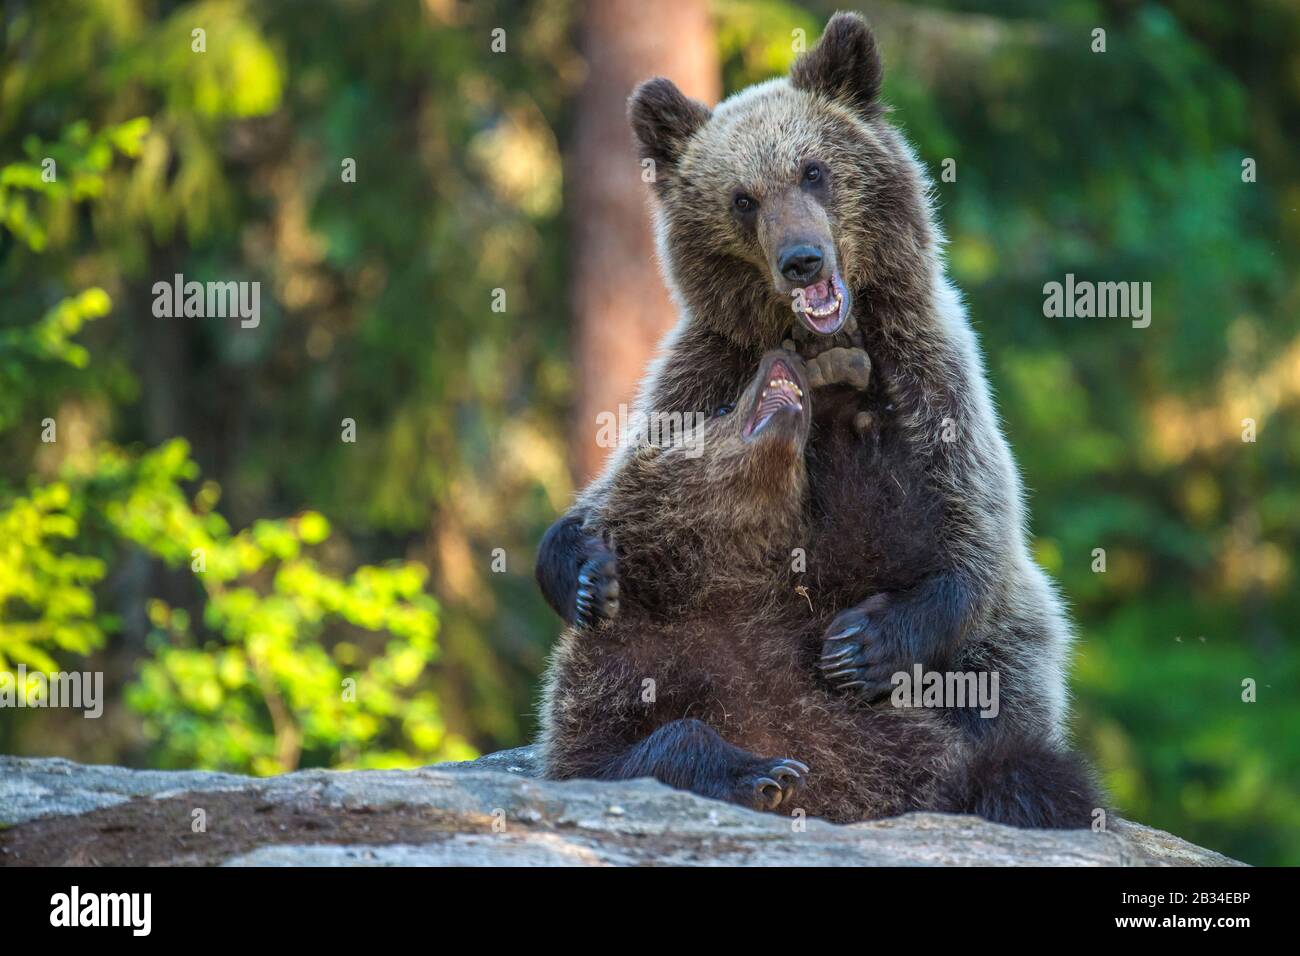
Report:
0,754,250,825
0,748,1245,866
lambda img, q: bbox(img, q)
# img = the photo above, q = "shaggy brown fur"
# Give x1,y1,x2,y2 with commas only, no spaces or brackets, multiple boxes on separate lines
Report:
541,353,962,820
537,12,1102,825
544,12,1069,739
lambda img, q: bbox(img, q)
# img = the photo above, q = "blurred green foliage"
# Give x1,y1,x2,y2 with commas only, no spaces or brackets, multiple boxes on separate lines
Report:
127,487,468,774
1,0,1296,862
0,115,470,774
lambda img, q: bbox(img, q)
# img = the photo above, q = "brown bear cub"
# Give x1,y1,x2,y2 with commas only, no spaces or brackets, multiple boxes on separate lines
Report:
541,351,962,820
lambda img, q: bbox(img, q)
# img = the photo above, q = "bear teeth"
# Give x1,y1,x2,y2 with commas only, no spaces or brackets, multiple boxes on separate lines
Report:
761,378,804,400
806,292,842,317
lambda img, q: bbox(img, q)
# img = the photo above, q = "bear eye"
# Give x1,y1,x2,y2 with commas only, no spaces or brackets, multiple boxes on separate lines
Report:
803,162,823,184
714,403,735,417
733,193,756,214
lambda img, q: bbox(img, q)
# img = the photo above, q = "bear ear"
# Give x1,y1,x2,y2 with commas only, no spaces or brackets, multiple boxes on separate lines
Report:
628,77,711,173
790,12,883,118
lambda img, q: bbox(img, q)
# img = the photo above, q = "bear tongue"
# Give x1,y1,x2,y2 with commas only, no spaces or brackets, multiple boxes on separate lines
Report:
804,278,833,309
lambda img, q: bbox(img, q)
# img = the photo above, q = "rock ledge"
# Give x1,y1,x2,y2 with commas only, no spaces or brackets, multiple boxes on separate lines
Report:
0,748,1243,866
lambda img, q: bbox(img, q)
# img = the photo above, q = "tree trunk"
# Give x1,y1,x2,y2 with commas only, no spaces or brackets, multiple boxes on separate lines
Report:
568,0,719,484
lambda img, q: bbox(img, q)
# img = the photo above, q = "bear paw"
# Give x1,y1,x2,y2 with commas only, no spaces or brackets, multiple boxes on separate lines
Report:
733,758,809,812
818,594,899,701
806,346,872,391
789,313,863,358
738,759,806,811
573,537,620,629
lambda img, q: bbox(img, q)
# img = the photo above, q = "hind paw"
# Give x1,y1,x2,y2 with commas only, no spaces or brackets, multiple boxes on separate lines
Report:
734,758,809,811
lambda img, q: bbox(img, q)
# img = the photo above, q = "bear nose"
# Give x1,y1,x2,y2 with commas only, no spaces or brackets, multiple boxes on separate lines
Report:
778,245,824,284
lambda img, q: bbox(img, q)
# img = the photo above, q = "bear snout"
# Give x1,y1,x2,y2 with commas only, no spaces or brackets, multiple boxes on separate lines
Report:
778,244,825,284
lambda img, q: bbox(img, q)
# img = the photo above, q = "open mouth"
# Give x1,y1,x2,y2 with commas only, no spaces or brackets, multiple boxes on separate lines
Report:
792,272,848,335
743,358,805,439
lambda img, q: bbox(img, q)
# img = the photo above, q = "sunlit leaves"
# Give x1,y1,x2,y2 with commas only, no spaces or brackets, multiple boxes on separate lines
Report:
0,481,107,671
0,120,150,250
1,110,469,774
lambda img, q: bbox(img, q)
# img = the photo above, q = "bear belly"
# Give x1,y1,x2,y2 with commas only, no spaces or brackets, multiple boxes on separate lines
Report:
544,613,953,822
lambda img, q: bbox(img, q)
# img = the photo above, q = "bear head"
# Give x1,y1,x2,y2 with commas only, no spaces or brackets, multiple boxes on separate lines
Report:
629,12,937,350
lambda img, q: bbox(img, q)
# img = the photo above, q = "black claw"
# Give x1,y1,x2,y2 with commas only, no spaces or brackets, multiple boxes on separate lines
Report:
826,624,863,641
818,656,854,671
572,543,621,629
823,667,858,681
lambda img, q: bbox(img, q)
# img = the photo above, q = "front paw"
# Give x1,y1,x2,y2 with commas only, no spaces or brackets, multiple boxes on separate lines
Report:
806,346,871,392
732,757,809,812
573,536,620,628
788,312,863,359
818,594,902,702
